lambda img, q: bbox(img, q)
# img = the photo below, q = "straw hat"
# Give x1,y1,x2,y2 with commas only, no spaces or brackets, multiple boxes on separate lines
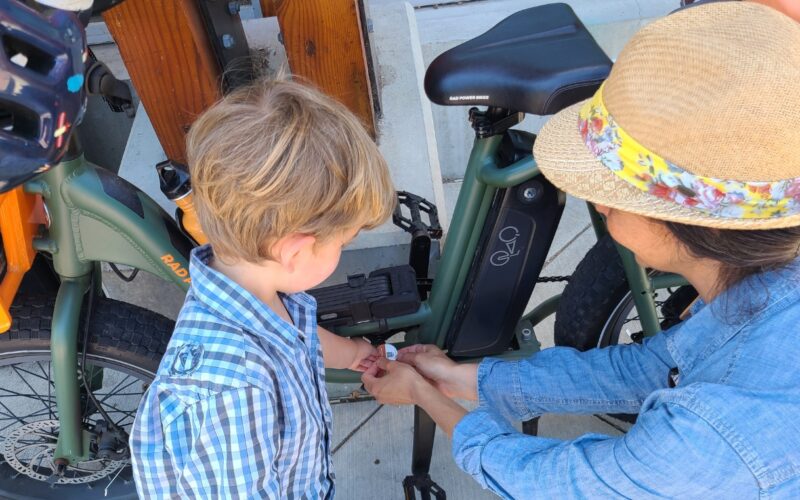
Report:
533,1,800,229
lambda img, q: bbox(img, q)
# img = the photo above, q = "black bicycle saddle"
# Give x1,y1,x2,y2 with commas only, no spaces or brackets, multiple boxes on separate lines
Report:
424,3,612,116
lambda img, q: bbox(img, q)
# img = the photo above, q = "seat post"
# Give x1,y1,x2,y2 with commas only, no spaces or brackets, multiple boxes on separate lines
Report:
469,106,524,138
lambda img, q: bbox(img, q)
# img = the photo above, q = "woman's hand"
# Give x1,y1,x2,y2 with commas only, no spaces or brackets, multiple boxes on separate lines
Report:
398,345,479,401
361,357,469,437
361,358,428,405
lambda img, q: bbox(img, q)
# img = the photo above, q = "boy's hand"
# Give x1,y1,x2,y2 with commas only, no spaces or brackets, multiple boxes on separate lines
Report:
348,338,379,372
317,327,377,371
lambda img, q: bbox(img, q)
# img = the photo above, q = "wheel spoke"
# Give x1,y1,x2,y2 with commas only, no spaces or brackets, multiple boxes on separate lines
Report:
35,362,55,389
95,403,138,424
0,386,56,401
11,442,52,454
33,450,50,474
38,362,55,421
98,407,137,418
29,432,57,441
95,391,145,398
15,439,51,446
95,375,140,406
0,408,53,423
68,462,114,473
10,365,54,415
11,364,53,385
114,416,134,428
0,398,28,427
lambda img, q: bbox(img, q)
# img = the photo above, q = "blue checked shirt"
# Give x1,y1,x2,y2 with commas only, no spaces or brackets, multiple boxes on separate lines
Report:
130,245,334,499
453,258,800,498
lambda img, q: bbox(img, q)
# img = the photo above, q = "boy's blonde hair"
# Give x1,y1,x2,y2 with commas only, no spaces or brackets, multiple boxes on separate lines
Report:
186,79,396,262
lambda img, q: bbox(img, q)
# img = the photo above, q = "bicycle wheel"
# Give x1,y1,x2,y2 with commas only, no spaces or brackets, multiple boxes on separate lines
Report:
0,293,173,499
554,234,697,422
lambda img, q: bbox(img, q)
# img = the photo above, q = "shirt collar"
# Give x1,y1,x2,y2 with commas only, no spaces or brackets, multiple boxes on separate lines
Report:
188,245,317,352
669,256,800,372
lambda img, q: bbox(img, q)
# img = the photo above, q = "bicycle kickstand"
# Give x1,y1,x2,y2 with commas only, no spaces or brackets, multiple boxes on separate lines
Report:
403,406,446,499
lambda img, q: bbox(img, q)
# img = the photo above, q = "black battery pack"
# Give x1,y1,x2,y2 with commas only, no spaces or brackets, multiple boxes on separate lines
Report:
309,266,420,329
445,130,566,358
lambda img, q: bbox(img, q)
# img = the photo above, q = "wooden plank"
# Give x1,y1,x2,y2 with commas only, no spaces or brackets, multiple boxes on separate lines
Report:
276,0,376,135
103,0,222,163
259,0,278,18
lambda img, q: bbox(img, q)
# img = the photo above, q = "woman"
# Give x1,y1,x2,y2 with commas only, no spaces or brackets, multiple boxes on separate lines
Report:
362,2,800,498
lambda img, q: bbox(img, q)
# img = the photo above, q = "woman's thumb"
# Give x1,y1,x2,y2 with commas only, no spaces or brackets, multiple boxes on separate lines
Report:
376,357,392,371
397,351,418,365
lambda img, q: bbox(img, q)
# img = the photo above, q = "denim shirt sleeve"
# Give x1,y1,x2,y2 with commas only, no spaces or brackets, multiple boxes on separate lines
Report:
477,329,677,421
452,401,756,498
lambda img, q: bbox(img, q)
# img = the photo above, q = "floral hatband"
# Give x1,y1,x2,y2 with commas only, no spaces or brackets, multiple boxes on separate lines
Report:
578,85,800,219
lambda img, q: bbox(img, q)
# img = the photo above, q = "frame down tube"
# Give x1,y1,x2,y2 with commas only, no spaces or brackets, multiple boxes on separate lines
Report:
419,135,503,346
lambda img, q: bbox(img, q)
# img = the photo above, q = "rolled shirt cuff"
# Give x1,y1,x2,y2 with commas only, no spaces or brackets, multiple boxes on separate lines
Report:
477,358,532,421
451,407,518,490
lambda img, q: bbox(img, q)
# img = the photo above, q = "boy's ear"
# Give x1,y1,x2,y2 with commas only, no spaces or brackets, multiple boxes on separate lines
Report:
274,233,316,272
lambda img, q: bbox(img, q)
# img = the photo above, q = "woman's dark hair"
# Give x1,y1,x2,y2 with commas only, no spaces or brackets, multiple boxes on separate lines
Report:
664,222,800,292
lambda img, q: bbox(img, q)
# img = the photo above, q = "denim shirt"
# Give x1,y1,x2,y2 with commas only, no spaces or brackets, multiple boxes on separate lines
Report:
453,258,800,499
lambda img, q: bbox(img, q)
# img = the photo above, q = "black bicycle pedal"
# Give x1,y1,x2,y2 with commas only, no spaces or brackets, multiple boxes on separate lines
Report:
393,191,443,240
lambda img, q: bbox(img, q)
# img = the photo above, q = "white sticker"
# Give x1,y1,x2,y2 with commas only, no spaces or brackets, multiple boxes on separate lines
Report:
380,343,398,361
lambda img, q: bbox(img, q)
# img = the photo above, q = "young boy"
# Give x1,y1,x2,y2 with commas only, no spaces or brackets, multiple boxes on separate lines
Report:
130,79,396,498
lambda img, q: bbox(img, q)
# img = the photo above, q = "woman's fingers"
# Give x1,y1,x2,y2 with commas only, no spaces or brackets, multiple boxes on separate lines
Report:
398,344,427,354
361,359,423,405
398,344,441,355
398,344,445,364
396,350,419,364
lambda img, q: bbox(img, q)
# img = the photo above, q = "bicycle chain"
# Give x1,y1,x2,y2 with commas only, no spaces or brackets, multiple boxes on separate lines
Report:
537,275,571,283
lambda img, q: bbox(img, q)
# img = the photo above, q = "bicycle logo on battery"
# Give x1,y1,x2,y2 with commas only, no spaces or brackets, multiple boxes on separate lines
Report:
490,226,521,267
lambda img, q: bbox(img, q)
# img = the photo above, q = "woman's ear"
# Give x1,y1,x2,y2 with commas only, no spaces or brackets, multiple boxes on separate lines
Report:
273,233,316,273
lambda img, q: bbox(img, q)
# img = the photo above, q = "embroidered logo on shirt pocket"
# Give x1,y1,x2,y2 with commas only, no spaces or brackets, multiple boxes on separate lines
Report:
170,343,205,376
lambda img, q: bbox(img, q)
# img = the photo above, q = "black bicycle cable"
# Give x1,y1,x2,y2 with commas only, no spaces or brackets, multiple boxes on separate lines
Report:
79,273,125,436
109,262,139,282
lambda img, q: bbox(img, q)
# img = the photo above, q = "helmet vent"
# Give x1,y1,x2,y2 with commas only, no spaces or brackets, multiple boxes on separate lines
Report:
2,35,56,76
0,98,40,140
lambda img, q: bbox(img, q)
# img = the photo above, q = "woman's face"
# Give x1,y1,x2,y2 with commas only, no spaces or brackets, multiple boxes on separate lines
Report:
750,0,800,23
593,204,684,273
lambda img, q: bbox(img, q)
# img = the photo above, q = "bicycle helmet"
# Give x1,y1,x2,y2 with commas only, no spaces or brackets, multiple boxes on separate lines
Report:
0,0,87,193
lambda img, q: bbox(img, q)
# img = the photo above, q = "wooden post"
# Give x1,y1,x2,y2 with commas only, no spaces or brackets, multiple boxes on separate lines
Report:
259,0,277,18
103,0,222,163
276,0,376,135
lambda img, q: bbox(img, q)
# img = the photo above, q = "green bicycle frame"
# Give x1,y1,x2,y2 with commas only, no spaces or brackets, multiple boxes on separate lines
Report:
331,134,687,382
25,130,688,461
24,150,192,464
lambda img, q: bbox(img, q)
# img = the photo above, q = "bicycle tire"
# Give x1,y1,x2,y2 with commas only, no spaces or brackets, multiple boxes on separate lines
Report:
0,293,173,499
